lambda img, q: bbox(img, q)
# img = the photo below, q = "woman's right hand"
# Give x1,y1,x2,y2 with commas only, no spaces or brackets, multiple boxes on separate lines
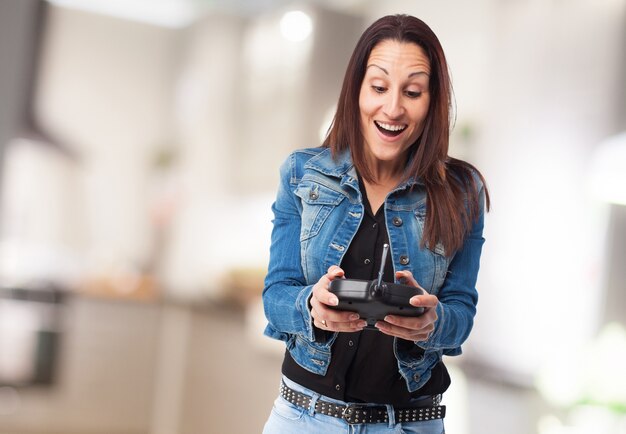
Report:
310,265,367,332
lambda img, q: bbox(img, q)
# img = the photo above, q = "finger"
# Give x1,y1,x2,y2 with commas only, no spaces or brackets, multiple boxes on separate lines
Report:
314,266,344,293
383,314,435,332
409,293,439,308
312,287,339,307
326,266,345,279
314,313,366,332
395,270,420,287
314,317,328,328
310,295,362,322
311,307,325,324
382,308,436,340
323,319,368,332
375,320,431,341
313,267,344,306
385,305,438,329
312,280,340,307
312,304,362,324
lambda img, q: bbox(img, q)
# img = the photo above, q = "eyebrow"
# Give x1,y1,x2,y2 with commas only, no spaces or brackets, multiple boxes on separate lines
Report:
366,64,430,78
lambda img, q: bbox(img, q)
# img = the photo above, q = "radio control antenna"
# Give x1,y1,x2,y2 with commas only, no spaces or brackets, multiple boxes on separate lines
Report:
376,243,389,290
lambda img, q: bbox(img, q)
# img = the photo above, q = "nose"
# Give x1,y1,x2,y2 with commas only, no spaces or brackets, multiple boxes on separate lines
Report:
382,90,404,119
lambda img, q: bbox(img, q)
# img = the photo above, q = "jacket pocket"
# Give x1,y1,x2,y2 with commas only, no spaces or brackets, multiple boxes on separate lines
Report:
413,210,450,292
413,209,446,255
295,181,344,241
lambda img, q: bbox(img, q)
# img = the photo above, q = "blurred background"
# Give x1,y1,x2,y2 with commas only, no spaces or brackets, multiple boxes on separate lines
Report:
0,0,625,433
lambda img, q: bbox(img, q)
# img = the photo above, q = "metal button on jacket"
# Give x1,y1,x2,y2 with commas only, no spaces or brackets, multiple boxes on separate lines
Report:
392,216,403,227
309,190,319,200
400,255,410,265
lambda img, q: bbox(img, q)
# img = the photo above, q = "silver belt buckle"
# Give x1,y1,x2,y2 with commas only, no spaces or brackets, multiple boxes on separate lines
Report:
342,404,365,424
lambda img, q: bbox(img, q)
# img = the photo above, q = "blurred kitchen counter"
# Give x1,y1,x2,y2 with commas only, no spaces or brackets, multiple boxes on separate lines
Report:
0,292,282,434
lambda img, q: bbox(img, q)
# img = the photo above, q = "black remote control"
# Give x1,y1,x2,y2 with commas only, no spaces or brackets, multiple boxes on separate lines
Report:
328,244,425,329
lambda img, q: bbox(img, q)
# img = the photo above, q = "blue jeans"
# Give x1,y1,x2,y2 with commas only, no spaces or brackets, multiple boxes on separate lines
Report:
262,376,445,434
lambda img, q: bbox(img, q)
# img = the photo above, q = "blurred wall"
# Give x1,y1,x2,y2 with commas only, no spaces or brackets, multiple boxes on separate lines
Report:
35,6,182,278
20,3,364,299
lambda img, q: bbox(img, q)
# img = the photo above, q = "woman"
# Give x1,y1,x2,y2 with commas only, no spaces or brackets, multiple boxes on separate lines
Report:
262,14,489,433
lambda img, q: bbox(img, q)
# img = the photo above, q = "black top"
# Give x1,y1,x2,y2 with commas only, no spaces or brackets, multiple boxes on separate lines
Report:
282,178,450,405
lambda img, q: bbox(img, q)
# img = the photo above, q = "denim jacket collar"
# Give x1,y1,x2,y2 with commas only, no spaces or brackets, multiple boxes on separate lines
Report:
304,147,353,177
303,146,424,192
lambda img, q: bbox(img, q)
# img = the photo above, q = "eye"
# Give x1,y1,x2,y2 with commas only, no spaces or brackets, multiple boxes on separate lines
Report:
372,86,386,94
405,90,422,99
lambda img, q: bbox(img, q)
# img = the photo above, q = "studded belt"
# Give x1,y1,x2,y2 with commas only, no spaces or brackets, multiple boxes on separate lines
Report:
279,381,446,425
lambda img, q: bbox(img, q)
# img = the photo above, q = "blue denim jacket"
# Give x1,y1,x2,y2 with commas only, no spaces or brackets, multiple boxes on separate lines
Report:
262,147,485,393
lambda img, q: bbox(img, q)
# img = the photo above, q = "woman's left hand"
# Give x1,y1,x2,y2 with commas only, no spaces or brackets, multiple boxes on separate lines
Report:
375,270,439,341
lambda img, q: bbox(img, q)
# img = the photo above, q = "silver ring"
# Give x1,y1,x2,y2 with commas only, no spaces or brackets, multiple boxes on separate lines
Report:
321,319,327,327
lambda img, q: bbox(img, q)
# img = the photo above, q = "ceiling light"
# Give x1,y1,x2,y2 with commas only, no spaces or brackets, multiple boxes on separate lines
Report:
280,10,313,42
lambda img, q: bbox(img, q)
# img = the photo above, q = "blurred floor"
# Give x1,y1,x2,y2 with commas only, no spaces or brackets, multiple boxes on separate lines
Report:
0,296,283,434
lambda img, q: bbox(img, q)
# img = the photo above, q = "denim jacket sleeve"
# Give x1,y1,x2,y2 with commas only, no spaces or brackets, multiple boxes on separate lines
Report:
262,154,318,343
414,182,486,354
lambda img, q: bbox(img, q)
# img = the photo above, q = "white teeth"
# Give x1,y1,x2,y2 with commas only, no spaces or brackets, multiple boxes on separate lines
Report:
375,121,406,132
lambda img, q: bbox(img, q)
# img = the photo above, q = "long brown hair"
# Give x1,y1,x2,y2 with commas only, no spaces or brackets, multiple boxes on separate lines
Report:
322,14,490,255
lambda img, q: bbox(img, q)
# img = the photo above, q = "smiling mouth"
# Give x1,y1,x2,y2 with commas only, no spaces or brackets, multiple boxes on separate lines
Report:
374,121,407,137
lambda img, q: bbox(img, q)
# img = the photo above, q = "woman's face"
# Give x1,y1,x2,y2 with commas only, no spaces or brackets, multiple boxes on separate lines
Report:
358,39,431,166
